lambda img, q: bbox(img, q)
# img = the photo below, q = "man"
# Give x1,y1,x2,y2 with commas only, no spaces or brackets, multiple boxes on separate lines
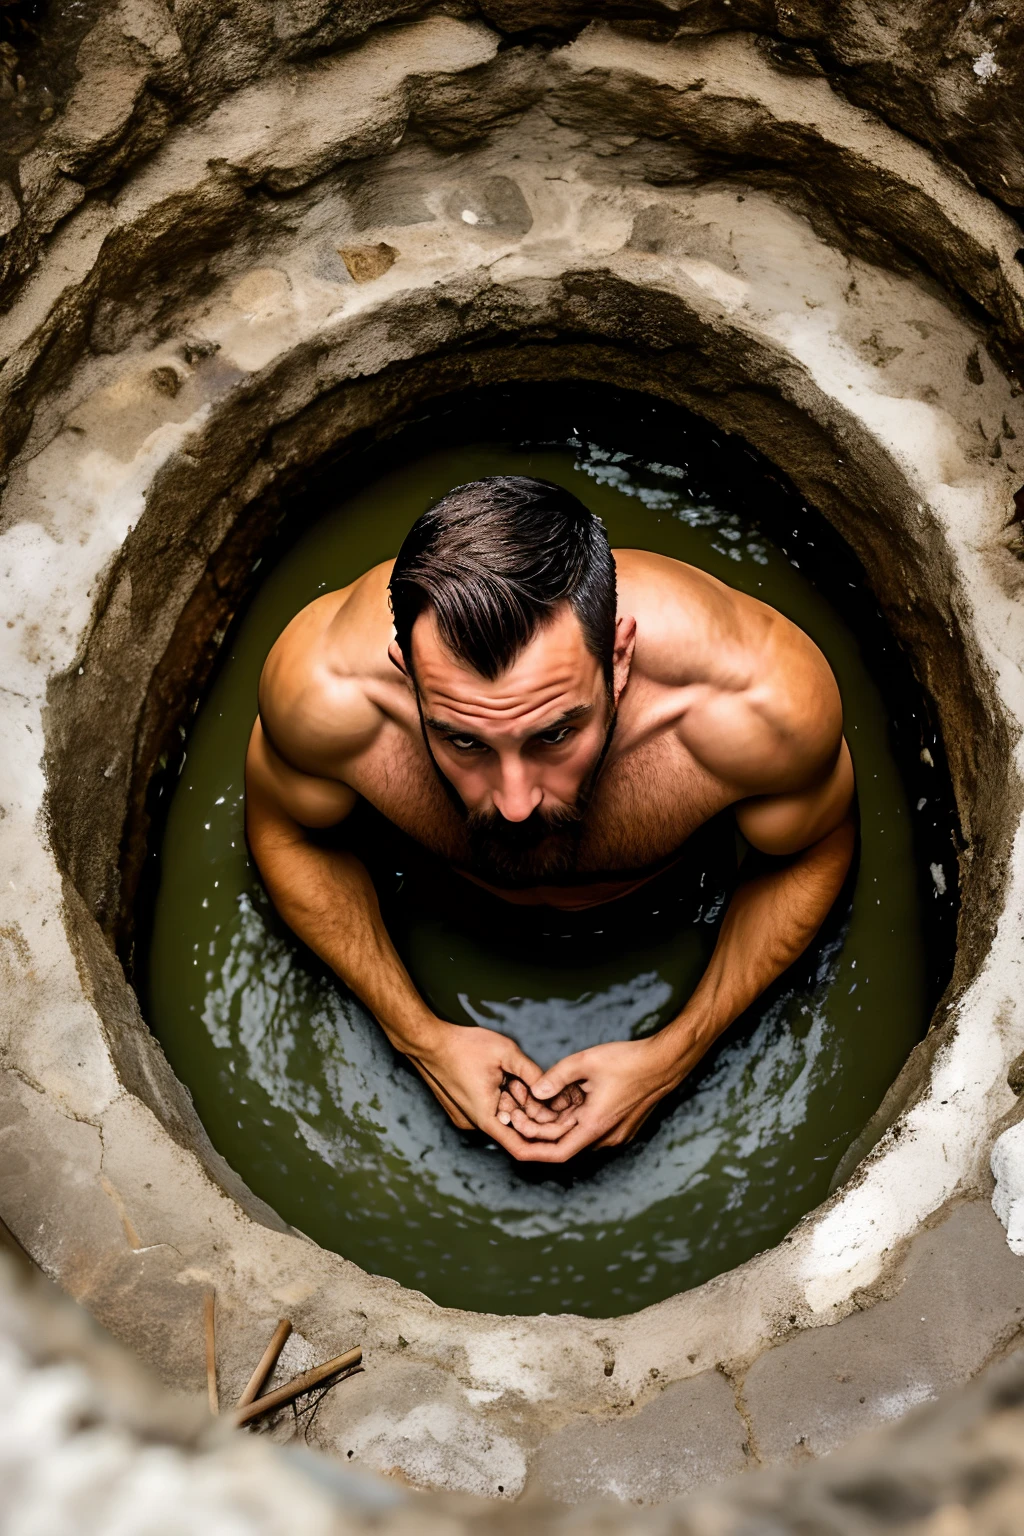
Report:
245,475,855,1162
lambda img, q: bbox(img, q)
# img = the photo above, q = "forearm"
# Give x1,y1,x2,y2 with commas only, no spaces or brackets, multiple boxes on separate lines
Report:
249,826,438,1053
655,813,856,1083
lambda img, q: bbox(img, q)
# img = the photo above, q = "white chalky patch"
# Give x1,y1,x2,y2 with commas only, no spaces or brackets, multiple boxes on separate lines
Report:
871,1383,937,1422
991,1119,1024,1254
463,1331,554,1401
345,1403,526,1498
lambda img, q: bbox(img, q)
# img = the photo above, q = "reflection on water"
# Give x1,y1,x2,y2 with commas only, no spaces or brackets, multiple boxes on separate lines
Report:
145,426,946,1316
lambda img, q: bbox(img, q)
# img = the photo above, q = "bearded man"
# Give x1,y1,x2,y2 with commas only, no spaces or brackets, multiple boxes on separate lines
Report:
245,475,855,1161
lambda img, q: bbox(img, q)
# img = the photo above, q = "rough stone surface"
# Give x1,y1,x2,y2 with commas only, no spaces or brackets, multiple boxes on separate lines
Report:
552,26,1024,353
7,1238,1024,1530
3,0,1024,1513
533,1369,749,1503
743,1201,1024,1465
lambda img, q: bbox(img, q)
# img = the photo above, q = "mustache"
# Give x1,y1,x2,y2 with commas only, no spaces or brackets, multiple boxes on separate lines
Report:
466,800,583,851
464,802,585,886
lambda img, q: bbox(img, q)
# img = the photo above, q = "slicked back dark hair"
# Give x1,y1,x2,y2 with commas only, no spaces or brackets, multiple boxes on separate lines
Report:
389,475,617,684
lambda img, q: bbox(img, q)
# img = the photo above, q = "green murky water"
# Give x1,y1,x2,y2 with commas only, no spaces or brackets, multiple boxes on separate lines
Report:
144,413,953,1317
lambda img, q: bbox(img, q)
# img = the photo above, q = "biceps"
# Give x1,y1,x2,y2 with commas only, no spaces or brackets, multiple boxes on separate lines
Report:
735,738,855,855
245,720,357,836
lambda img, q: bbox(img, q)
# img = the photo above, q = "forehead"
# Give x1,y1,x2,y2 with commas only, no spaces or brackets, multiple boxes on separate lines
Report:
410,605,600,728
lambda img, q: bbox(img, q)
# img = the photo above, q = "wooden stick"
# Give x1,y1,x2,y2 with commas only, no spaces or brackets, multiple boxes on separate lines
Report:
204,1291,218,1415
237,1319,293,1409
233,1347,362,1427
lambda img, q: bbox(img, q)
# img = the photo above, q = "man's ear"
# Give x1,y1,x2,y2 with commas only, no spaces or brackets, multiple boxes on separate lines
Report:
611,613,636,706
388,640,411,678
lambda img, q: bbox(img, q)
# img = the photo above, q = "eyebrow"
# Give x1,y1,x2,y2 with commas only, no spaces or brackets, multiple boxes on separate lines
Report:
423,703,594,737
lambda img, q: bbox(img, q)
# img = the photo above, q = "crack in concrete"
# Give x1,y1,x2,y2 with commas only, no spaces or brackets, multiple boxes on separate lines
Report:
717,1361,764,1468
1,1060,113,1130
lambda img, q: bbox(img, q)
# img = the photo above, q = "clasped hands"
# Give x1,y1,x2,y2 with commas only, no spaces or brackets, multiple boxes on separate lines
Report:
409,1018,687,1163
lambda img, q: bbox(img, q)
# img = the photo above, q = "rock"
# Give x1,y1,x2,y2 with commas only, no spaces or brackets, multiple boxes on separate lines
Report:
0,181,20,239
444,176,533,239
769,0,1024,212
337,242,399,282
7,1235,1024,1530
150,364,181,396
1008,1049,1024,1096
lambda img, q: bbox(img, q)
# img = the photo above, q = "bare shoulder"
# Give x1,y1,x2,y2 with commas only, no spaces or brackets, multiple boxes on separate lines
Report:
614,549,843,795
257,559,397,780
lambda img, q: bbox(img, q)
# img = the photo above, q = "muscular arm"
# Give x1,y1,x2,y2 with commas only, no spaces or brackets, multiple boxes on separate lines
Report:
245,720,575,1152
246,719,427,1045
666,744,855,1084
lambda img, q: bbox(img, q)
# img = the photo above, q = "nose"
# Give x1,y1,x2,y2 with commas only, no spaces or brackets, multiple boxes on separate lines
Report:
492,758,542,823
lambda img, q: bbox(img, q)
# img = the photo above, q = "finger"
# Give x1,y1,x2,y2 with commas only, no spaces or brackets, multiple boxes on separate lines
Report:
497,1087,518,1126
521,1097,559,1124
508,1106,578,1141
504,1046,544,1090
498,1086,558,1126
545,1081,586,1113
504,1111,608,1163
536,1102,582,1128
506,1078,558,1122
532,1054,590,1102
487,1117,552,1160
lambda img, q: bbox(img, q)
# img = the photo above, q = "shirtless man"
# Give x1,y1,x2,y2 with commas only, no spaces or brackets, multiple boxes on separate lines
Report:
245,474,855,1162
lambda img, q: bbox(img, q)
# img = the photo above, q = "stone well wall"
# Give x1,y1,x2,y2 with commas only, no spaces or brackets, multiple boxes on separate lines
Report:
4,0,1024,1512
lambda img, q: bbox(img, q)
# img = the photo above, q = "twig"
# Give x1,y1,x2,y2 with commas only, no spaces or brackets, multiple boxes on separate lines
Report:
290,1374,361,1443
233,1347,362,1428
204,1292,218,1415
237,1319,293,1409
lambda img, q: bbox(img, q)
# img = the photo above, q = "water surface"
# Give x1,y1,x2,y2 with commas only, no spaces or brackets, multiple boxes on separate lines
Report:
145,426,951,1316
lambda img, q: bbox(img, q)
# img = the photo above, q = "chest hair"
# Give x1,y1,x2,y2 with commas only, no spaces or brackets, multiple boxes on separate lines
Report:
349,727,733,876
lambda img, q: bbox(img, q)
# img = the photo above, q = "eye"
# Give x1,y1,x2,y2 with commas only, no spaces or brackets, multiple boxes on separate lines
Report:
537,726,572,746
447,734,485,752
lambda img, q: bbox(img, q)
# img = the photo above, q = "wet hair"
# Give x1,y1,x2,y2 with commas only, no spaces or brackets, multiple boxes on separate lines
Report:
389,475,617,683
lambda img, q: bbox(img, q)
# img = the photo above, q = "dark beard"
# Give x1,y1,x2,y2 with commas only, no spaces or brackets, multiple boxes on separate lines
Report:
464,801,585,887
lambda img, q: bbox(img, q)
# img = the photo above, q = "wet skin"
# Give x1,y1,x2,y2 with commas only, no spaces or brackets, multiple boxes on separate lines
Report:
245,550,856,1161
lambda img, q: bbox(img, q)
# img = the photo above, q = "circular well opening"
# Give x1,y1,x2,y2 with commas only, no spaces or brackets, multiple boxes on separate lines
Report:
137,383,959,1317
